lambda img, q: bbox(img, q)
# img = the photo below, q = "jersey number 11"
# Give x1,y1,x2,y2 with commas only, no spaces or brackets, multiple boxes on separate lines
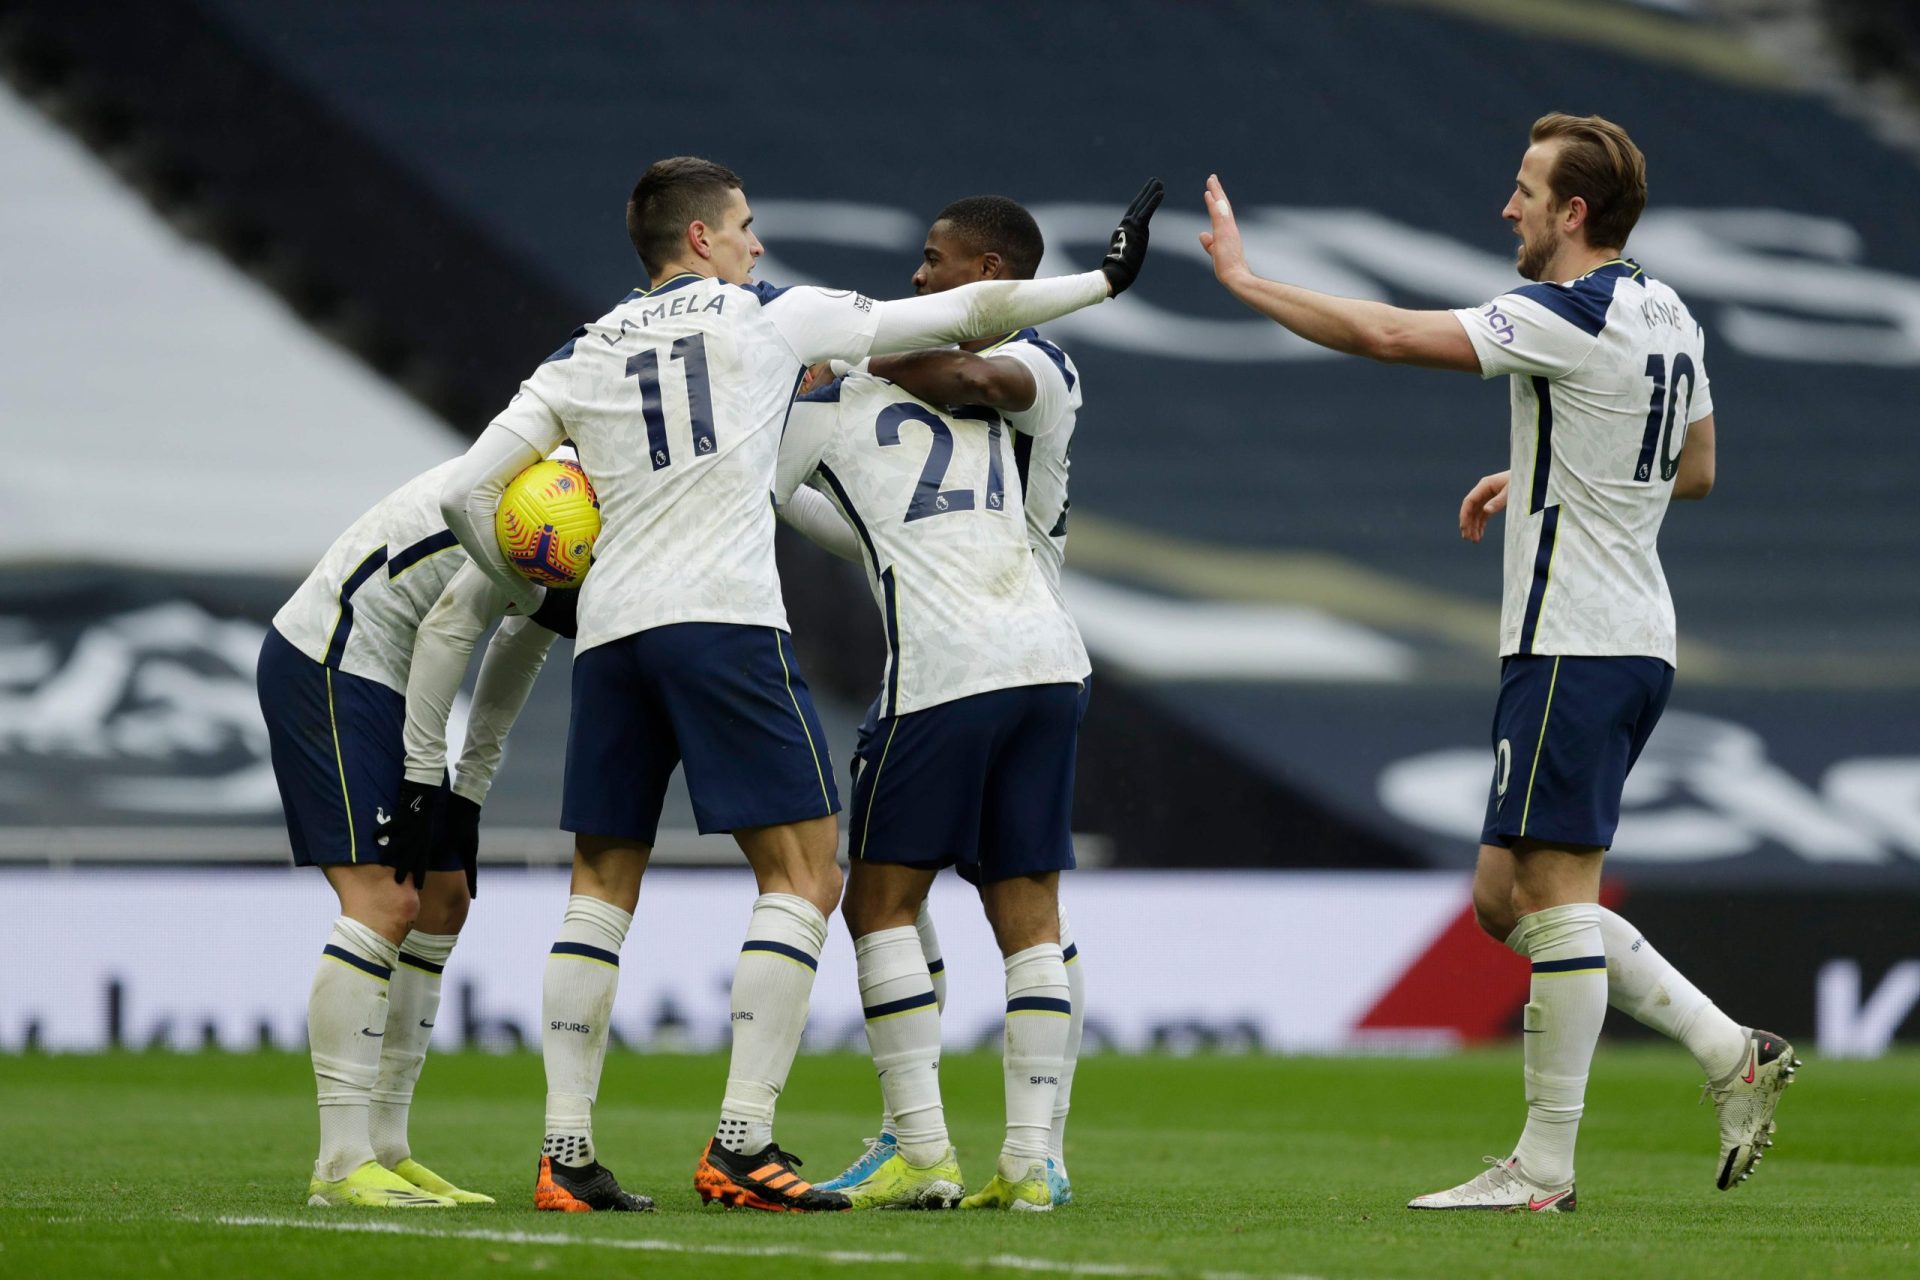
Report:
626,334,717,472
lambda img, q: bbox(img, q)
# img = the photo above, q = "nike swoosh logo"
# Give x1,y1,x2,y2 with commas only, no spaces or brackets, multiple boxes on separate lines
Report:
419,1020,435,1029
1528,1191,1569,1211
1742,1045,1757,1084
361,1028,385,1038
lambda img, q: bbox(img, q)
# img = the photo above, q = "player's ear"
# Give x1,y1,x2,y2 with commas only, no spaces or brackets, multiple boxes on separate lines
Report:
979,251,1005,281
1562,195,1588,237
687,218,713,262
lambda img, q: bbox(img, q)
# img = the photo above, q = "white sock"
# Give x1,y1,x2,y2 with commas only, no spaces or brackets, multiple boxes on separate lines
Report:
877,900,949,1141
310,916,399,1182
857,926,948,1166
1000,941,1070,1179
1053,906,1084,1172
916,898,949,1011
369,929,458,1168
716,893,827,1156
542,894,631,1168
1594,907,1748,1082
1507,903,1606,1189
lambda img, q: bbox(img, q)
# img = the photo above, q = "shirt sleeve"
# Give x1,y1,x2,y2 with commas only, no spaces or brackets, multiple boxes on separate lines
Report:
1451,286,1605,382
988,341,1073,438
403,563,510,787
439,422,546,615
491,369,570,455
777,481,862,563
869,272,1109,356
750,284,884,367
451,614,556,805
1686,326,1714,423
772,386,840,504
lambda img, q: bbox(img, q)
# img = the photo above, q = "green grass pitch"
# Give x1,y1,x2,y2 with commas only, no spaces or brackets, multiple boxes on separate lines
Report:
2,1047,1915,1278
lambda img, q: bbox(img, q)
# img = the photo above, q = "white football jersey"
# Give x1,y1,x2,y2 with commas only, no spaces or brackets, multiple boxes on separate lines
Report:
1452,259,1713,665
776,372,1089,716
272,459,470,693
981,328,1082,593
490,274,881,653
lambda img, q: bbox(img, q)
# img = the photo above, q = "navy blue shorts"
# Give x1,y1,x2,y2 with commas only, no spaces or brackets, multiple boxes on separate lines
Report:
561,623,839,844
849,682,1083,883
257,627,457,870
1481,654,1674,850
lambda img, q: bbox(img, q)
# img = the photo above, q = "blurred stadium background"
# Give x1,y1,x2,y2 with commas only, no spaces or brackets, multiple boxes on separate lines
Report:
2,0,1917,1069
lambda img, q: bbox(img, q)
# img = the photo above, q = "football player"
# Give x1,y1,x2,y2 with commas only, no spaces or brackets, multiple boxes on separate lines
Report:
1199,114,1795,1211
258,460,573,1208
806,195,1095,1209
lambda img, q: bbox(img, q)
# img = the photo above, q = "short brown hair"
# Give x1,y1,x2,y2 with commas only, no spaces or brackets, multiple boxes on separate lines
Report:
1529,113,1647,250
626,156,743,276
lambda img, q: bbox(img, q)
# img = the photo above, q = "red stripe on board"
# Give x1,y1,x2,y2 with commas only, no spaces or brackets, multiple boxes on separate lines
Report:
1356,881,1626,1041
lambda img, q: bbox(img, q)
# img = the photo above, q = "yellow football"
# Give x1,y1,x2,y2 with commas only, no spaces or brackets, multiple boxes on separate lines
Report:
495,459,601,587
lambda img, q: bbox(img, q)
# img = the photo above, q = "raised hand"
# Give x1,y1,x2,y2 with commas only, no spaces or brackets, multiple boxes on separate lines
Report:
1199,174,1248,283
1100,177,1165,296
1459,471,1511,543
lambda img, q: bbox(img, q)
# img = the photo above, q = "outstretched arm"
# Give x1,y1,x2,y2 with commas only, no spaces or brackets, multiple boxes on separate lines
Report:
1200,174,1480,372
866,274,1109,357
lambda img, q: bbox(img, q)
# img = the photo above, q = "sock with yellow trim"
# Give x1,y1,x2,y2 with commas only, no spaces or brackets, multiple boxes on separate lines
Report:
369,929,457,1168
1507,902,1605,1189
542,894,631,1168
1000,941,1070,1178
716,893,827,1156
876,901,949,1141
1052,906,1084,1167
310,915,399,1182
857,925,948,1167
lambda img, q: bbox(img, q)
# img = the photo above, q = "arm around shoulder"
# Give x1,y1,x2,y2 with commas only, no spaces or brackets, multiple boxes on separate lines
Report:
866,349,1037,413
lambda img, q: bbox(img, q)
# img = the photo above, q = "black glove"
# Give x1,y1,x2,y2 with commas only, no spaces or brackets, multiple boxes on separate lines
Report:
1099,177,1165,296
531,586,579,639
443,793,483,900
375,778,441,889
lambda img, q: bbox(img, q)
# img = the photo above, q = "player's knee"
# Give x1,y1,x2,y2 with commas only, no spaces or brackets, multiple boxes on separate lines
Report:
1472,888,1515,942
361,877,420,940
416,878,470,935
800,858,844,918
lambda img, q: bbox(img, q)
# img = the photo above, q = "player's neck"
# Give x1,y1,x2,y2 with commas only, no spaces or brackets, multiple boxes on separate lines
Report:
649,261,717,290
1550,245,1624,283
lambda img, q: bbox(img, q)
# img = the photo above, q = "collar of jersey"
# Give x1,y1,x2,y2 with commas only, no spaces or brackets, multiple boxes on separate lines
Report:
1575,257,1643,283
631,272,706,299
975,329,1026,354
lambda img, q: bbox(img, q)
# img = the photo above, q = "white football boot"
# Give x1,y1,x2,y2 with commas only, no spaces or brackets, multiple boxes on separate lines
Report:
1407,1156,1575,1213
1707,1028,1800,1190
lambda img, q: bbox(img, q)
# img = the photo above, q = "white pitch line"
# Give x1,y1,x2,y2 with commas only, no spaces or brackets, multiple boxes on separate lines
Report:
208,1215,1327,1280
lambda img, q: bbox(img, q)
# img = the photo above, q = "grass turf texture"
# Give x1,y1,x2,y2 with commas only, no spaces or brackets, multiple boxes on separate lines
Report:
2,1047,1915,1279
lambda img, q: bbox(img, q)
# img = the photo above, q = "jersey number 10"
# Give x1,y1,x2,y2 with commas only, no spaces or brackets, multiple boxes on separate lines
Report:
1636,353,1696,483
626,334,716,472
